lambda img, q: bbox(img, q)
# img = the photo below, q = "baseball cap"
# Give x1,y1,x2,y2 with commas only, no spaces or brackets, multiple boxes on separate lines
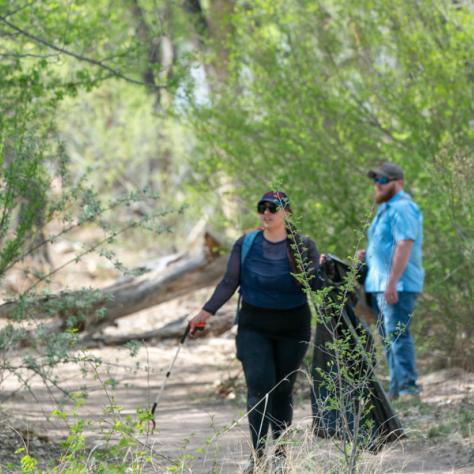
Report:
258,191,291,209
368,162,404,180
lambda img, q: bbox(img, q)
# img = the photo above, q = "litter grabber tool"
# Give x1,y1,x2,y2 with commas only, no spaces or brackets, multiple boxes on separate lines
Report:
150,321,206,432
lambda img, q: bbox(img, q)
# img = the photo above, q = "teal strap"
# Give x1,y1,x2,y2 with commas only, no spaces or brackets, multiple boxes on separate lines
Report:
241,230,260,265
235,230,260,324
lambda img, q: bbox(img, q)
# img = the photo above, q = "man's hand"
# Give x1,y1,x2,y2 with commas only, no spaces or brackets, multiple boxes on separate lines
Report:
385,240,413,305
188,310,211,336
357,249,366,262
384,281,398,305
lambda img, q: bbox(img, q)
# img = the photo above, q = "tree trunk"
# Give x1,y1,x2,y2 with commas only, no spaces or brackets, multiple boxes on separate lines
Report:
0,233,227,332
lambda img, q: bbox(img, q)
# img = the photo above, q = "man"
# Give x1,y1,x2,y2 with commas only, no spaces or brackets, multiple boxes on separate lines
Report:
360,162,424,400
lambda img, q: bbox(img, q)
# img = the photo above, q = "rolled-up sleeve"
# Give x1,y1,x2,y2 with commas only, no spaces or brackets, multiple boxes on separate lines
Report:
392,203,420,242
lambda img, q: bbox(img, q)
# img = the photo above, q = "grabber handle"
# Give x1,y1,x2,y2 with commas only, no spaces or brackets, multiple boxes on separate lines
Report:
185,321,207,340
180,324,191,343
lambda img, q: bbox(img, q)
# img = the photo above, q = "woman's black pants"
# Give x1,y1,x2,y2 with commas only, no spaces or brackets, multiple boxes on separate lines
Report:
236,329,309,455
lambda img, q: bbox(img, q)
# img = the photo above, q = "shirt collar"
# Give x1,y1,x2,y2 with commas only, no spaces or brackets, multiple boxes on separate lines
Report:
376,190,406,214
388,190,406,204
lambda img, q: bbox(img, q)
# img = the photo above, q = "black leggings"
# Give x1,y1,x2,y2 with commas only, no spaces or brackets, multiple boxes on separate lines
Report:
236,329,309,455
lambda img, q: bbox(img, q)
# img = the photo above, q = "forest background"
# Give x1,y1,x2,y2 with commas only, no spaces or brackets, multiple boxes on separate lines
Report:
0,0,473,471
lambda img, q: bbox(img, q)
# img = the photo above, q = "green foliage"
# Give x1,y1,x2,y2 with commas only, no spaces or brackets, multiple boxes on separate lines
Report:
47,396,169,473
0,1,472,471
55,80,199,245
20,454,38,474
0,2,184,443
187,0,474,366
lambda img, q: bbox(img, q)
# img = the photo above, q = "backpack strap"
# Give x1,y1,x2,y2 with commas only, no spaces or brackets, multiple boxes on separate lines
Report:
235,229,261,324
241,229,260,266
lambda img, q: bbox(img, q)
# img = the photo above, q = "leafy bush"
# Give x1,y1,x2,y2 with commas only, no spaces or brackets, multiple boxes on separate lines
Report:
187,0,474,367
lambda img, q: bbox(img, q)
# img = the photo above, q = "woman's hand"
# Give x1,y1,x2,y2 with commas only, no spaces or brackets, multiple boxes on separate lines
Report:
188,310,212,336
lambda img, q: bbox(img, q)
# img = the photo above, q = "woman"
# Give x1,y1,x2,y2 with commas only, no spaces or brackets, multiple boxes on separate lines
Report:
189,191,321,467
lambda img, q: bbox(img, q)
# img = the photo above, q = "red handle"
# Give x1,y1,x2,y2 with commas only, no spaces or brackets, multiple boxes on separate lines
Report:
188,321,206,338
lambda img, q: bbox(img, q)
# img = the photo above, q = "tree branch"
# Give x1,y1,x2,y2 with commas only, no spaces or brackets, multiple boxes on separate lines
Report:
128,1,161,107
0,52,59,59
0,15,164,89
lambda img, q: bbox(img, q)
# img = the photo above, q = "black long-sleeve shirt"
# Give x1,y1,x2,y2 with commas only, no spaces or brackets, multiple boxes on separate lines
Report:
203,232,320,315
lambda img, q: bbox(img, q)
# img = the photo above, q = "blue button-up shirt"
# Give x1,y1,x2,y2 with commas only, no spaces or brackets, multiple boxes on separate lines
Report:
365,190,424,293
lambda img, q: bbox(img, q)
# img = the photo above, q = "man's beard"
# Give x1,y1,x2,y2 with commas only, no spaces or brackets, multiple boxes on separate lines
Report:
375,184,397,204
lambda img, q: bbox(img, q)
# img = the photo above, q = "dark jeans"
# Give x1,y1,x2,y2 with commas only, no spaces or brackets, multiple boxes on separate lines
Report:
236,329,309,455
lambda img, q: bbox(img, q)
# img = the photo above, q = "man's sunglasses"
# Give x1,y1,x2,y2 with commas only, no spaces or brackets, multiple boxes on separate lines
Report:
372,176,396,185
257,202,280,214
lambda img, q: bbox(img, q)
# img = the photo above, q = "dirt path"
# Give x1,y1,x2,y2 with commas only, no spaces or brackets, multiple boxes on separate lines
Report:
1,332,473,473
1,232,472,472
1,336,249,473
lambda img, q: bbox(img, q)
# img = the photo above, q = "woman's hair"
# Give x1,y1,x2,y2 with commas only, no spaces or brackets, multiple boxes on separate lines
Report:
285,220,306,277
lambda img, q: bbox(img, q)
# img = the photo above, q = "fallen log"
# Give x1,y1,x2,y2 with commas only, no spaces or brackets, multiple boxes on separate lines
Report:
0,233,227,332
83,314,190,347
83,308,235,347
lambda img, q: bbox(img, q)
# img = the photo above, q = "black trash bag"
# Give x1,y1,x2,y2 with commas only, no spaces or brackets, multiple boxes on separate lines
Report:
311,255,405,452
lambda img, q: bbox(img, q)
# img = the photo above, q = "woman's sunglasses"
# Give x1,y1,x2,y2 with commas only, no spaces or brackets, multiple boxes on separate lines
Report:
257,202,280,214
372,176,396,185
